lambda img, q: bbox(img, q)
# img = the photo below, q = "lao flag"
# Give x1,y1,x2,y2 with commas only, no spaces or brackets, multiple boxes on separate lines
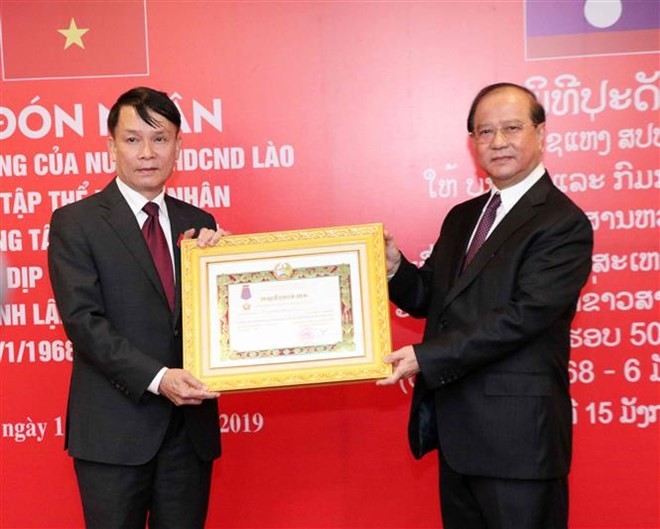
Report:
525,0,659,60
1,0,149,81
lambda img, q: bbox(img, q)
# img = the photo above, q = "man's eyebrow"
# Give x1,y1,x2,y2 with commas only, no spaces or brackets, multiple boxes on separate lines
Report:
120,127,169,134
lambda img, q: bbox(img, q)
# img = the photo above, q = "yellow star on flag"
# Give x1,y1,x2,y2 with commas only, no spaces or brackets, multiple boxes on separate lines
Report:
57,18,89,49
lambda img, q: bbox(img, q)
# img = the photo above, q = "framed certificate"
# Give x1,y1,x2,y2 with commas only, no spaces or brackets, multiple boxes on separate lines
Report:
181,223,392,391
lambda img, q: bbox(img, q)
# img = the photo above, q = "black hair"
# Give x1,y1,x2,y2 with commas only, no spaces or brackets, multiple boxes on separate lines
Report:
466,82,545,133
107,86,181,136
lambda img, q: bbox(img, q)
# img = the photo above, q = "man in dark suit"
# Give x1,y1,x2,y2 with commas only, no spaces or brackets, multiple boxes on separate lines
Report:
48,87,224,529
378,83,593,528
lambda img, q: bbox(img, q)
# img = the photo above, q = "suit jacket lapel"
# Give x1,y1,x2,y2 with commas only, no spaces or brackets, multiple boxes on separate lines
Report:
443,174,553,309
166,195,190,324
99,181,173,315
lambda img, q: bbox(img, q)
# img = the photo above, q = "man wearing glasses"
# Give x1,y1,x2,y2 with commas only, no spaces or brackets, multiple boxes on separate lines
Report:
379,83,594,528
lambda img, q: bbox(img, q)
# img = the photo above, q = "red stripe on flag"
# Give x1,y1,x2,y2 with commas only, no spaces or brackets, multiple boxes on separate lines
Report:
527,29,660,60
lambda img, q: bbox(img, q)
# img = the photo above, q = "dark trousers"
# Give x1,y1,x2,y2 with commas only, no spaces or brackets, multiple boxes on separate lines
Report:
74,409,213,529
438,453,568,529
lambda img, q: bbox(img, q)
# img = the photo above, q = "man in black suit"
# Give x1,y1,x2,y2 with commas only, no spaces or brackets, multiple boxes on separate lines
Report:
48,87,224,529
378,83,593,528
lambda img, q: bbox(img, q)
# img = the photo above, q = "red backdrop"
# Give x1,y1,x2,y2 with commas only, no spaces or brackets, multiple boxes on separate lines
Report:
1,2,658,528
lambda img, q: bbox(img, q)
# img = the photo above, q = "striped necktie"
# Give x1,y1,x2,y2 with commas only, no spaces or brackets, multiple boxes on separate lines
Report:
462,192,501,271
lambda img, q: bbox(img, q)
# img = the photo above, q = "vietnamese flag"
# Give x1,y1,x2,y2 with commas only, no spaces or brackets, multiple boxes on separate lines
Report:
1,0,148,81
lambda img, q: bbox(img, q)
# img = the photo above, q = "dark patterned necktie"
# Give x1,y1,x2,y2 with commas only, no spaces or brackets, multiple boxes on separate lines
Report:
463,192,501,271
142,202,175,310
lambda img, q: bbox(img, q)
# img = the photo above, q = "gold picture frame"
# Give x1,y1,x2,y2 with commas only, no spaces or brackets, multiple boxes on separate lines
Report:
181,223,392,391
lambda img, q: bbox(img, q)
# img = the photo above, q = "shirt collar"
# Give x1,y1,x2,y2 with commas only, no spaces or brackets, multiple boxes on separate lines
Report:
491,163,545,212
115,177,167,218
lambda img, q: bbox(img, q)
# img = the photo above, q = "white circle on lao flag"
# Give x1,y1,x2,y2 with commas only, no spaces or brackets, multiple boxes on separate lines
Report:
584,0,623,28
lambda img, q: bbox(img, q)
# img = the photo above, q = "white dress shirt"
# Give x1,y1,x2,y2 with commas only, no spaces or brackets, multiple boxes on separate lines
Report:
466,163,546,249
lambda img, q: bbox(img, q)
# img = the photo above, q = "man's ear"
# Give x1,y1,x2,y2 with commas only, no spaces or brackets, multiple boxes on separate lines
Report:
107,135,116,162
175,134,182,159
535,122,546,147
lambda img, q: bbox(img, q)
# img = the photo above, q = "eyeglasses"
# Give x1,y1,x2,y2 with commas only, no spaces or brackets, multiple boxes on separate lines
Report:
470,122,537,144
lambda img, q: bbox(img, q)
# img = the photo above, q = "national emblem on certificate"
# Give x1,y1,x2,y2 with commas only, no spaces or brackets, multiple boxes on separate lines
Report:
181,224,393,391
